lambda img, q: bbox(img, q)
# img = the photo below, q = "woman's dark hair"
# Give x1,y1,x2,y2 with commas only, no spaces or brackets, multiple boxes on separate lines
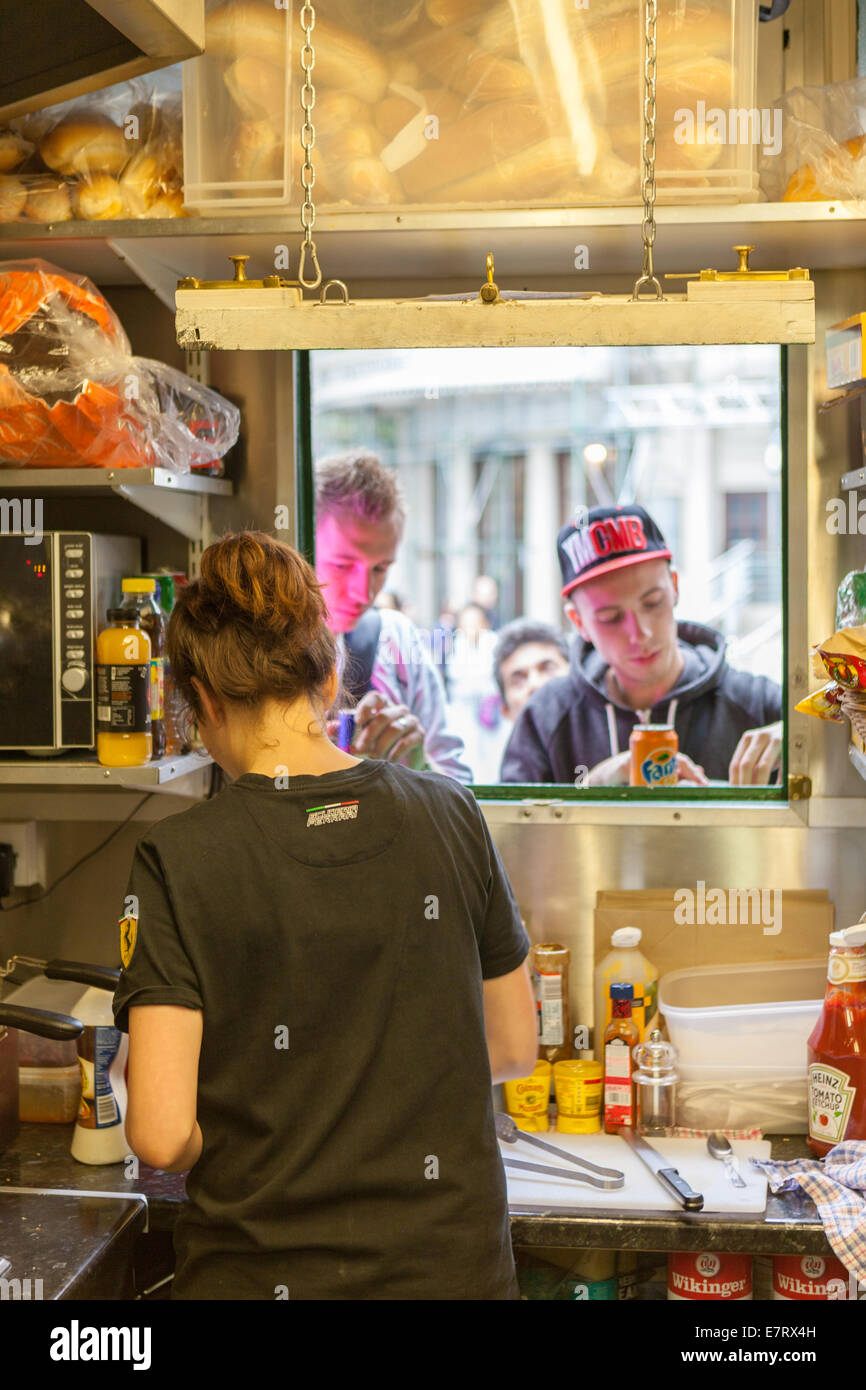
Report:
167,531,339,736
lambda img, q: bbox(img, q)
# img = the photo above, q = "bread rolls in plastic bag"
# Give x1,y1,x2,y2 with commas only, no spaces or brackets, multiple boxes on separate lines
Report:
0,258,239,472
759,76,866,202
0,68,186,223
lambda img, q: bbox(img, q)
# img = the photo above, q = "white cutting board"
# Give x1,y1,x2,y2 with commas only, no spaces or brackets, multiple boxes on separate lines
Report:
502,1132,772,1214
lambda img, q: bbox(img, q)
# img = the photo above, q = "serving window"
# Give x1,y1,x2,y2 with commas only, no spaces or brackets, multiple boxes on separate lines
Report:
297,343,789,803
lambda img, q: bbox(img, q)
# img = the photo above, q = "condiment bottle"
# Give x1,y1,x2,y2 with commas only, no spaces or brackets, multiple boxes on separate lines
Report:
807,918,866,1156
604,983,639,1132
531,942,573,1065
96,609,152,767
594,926,659,1055
70,986,129,1166
633,1029,678,1136
121,577,167,758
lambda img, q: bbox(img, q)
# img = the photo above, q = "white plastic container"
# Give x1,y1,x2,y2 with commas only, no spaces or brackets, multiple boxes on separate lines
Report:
658,959,826,1073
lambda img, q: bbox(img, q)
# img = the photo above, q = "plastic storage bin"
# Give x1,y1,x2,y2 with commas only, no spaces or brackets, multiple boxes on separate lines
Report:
19,1065,82,1123
658,959,825,1073
182,0,760,214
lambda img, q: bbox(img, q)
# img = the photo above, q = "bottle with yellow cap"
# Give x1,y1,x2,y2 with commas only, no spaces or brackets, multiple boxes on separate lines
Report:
120,578,167,758
95,609,152,767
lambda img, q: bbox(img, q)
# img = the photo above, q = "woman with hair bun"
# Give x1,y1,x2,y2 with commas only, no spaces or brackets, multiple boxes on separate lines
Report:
112,531,536,1301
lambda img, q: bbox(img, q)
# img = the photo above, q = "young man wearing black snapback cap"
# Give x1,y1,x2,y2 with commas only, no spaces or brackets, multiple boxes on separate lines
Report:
500,505,783,787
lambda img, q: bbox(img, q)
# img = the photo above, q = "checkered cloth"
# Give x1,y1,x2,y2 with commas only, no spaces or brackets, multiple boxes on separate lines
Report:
751,1141,866,1286
673,1127,763,1140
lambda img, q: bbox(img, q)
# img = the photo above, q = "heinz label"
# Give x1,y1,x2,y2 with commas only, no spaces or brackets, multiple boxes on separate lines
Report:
809,1062,856,1144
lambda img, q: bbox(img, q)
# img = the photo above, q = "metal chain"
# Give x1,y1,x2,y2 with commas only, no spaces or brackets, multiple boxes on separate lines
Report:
298,1,322,289
631,0,664,301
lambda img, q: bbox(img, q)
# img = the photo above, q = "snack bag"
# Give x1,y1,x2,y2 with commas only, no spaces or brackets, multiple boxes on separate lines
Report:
814,626,866,690
795,683,845,723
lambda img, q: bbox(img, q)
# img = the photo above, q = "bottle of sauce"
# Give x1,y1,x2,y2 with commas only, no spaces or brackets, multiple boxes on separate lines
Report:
594,926,659,1056
531,943,573,1065
807,919,866,1156
96,609,152,767
604,983,639,1132
121,578,167,758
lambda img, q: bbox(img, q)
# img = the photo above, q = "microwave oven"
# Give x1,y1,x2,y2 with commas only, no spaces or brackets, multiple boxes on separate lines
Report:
0,532,141,753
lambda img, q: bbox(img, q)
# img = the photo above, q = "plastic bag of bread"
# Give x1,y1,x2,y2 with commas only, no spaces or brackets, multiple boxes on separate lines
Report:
183,0,748,214
0,259,239,472
759,76,866,203
1,68,187,223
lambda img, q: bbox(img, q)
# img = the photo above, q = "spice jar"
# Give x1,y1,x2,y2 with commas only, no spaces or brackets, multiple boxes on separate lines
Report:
633,1029,678,1137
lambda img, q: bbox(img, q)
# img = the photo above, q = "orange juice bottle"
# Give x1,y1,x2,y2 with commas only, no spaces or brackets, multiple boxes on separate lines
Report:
96,609,152,767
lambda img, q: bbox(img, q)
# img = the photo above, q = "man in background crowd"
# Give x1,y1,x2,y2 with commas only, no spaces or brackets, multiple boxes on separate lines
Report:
314,450,473,783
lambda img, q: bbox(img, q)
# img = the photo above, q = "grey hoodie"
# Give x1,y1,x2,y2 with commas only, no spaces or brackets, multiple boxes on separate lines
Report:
499,620,782,784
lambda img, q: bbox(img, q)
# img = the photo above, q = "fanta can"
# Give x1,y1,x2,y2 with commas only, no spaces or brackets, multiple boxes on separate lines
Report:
629,725,678,787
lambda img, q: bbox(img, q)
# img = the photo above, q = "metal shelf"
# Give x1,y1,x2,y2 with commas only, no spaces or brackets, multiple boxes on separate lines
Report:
0,467,232,541
0,751,211,787
2,201,865,306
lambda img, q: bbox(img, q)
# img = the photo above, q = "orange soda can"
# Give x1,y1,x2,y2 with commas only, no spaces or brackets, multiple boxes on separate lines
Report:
629,725,678,786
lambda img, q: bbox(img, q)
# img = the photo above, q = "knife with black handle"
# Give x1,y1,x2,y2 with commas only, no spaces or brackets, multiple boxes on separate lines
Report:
617,1126,704,1211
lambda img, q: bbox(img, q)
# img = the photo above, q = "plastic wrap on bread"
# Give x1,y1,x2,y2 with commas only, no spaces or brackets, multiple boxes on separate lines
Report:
182,0,757,214
0,259,239,472
759,76,866,202
0,68,187,223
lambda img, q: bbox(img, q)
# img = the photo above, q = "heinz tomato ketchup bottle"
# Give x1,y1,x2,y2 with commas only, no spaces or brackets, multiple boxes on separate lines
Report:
807,919,866,1157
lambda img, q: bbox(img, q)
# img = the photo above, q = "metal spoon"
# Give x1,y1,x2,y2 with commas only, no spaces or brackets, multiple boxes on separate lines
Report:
707,1131,747,1188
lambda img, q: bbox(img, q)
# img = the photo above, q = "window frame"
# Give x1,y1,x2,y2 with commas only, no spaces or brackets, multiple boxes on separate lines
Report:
295,345,804,819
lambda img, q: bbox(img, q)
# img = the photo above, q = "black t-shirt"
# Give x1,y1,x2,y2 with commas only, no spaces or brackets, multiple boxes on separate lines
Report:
113,759,530,1301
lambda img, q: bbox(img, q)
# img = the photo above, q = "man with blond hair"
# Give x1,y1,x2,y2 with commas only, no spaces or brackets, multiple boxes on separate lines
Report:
314,450,473,783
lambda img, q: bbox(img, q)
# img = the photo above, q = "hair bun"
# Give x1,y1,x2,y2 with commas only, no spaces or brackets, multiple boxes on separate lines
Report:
197,531,326,640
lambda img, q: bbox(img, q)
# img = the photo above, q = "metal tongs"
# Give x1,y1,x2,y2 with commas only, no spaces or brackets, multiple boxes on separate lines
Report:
496,1112,625,1189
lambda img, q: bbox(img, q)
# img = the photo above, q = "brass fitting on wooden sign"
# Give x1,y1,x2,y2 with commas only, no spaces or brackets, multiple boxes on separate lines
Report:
666,244,811,284
178,255,300,291
479,253,502,303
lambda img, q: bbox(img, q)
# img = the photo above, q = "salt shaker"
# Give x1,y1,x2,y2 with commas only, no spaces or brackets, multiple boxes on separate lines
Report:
632,1030,678,1137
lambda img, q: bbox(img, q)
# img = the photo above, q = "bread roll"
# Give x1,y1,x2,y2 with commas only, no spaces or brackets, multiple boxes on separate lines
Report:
638,59,735,121
140,190,187,218
332,156,404,204
119,151,162,214
230,119,283,183
0,175,27,220
374,87,462,143
386,54,421,88
223,57,286,120
319,121,383,163
315,91,368,135
437,136,580,202
479,0,730,61
73,175,127,220
0,129,33,173
399,100,547,196
426,0,489,25
310,18,389,103
23,180,72,221
205,0,286,59
411,27,535,101
40,113,128,176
